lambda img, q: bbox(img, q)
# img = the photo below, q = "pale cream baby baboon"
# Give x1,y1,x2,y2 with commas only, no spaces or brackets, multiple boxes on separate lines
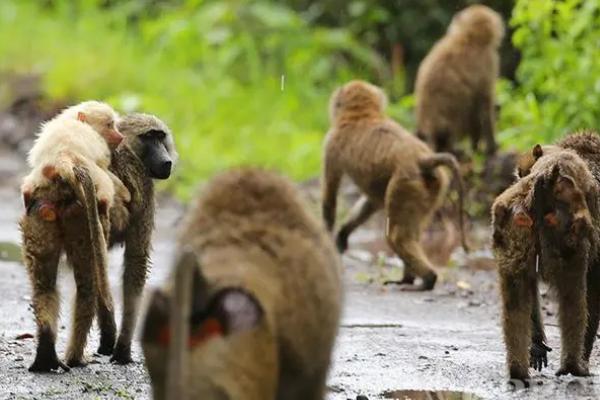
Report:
22,101,130,212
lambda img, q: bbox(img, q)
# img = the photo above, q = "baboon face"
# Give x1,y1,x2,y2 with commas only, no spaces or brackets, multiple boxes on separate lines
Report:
449,5,504,47
138,130,174,179
76,102,123,147
118,114,178,180
329,80,387,123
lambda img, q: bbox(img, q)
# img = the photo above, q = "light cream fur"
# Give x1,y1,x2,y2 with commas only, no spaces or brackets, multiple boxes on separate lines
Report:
22,101,129,206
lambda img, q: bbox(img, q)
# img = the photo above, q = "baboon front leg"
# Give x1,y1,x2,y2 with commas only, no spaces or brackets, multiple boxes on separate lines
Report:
530,278,552,371
500,269,532,383
583,264,600,362
336,195,379,253
476,91,497,156
112,218,151,364
554,268,589,376
21,216,68,372
64,229,97,368
321,156,342,232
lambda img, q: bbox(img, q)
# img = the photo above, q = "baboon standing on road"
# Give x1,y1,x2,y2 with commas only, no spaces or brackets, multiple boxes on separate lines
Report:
322,80,467,291
415,5,504,156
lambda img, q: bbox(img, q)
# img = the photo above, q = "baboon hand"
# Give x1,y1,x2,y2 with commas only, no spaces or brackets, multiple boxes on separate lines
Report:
529,341,552,371
29,355,70,373
556,363,589,377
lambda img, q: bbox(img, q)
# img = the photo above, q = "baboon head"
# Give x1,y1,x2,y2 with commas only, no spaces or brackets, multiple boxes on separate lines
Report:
117,113,178,179
449,5,505,47
329,80,388,123
63,100,124,147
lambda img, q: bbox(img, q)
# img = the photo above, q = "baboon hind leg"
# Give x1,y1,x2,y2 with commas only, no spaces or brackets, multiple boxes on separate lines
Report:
112,218,151,364
21,215,68,372
554,267,589,376
583,264,600,362
63,224,97,368
499,268,532,383
336,195,379,253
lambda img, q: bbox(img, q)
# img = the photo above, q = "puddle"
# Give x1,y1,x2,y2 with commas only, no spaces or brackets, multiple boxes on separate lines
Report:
382,390,482,400
0,241,21,262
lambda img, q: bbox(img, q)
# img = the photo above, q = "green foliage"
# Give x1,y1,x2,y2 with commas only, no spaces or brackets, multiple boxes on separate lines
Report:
0,0,383,199
498,0,600,149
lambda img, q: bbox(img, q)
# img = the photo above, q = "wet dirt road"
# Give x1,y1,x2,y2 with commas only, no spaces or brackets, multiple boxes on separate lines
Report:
0,149,599,400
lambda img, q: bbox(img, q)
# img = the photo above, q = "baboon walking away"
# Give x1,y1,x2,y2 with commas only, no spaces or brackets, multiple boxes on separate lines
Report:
322,80,468,291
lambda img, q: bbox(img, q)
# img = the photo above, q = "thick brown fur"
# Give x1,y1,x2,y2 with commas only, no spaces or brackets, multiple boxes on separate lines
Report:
516,144,561,178
323,80,468,291
21,113,176,371
98,113,177,364
141,168,343,400
493,132,600,383
415,5,504,156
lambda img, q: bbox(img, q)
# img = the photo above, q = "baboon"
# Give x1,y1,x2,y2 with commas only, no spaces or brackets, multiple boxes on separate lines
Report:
21,113,176,371
141,168,342,400
22,101,130,211
493,136,600,383
101,113,177,364
323,80,467,291
415,5,504,156
516,144,561,178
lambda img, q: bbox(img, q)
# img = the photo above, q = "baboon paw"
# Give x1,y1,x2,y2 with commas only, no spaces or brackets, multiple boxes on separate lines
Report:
65,357,88,368
507,378,530,389
110,345,133,365
29,356,70,373
530,341,552,371
96,342,114,356
556,364,589,377
335,234,348,253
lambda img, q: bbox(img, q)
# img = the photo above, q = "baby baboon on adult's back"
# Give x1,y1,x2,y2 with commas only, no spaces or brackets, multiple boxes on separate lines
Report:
415,5,504,156
493,133,600,383
141,168,342,400
322,80,467,291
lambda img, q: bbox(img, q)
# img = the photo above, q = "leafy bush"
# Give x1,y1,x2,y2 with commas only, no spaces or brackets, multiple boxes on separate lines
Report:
0,0,383,199
497,0,600,149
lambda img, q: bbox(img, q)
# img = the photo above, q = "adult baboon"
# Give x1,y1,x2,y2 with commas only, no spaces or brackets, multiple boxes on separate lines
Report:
323,80,467,291
22,113,176,371
415,5,504,156
493,134,600,382
141,168,342,400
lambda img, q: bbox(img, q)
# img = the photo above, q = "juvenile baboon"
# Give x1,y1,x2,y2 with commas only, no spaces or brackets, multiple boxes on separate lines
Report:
21,113,176,371
415,5,504,156
22,101,130,211
493,136,600,383
323,80,467,291
516,144,560,178
141,168,343,400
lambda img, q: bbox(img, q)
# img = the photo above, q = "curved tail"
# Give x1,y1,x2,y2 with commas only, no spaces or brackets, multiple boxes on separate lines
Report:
419,153,469,252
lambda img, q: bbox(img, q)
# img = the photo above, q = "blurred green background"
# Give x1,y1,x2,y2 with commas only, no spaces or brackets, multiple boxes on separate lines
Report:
0,0,599,198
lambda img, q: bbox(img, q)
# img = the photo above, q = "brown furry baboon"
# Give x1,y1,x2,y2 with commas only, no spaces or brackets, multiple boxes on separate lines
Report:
141,168,343,400
415,5,504,156
21,113,176,371
99,113,178,364
323,80,467,291
493,134,600,383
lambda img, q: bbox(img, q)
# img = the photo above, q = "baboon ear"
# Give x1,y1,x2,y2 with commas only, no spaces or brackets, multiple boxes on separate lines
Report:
77,111,87,122
142,289,170,345
532,144,543,159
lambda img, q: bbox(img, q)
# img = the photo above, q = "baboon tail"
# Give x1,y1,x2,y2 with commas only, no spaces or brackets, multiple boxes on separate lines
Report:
419,153,469,253
70,166,108,297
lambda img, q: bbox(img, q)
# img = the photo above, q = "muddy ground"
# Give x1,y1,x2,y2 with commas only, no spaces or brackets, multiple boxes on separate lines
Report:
0,142,599,399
